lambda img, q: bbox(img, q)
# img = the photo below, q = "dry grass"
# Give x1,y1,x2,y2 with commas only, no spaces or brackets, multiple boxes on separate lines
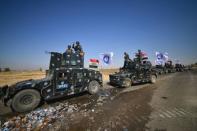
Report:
0,69,119,87
0,71,45,86
100,69,119,82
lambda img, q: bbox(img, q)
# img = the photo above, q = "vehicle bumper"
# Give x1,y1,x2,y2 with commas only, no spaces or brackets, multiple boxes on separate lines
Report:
109,75,123,86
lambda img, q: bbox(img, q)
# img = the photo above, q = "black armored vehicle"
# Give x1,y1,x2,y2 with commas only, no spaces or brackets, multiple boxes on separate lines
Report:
0,42,102,112
164,60,176,73
109,50,157,88
175,63,185,72
153,65,167,74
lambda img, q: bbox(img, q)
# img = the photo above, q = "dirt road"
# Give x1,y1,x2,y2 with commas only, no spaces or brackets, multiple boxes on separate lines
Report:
0,70,197,131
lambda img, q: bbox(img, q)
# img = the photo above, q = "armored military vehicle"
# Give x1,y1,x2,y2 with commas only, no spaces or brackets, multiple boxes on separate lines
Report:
0,42,102,112
109,50,157,88
153,65,167,74
164,60,176,73
175,63,185,72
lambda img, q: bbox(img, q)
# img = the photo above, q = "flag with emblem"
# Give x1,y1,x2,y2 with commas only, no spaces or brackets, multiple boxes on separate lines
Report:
100,52,113,66
155,52,168,65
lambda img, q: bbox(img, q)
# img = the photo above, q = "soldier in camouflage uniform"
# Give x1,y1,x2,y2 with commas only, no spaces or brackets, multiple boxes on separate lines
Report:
62,45,73,66
123,52,131,69
72,41,84,67
72,41,83,53
65,45,73,54
135,50,143,64
135,50,143,78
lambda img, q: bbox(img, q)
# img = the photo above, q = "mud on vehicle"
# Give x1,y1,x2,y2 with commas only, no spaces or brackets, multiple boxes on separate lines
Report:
0,42,103,112
109,50,157,88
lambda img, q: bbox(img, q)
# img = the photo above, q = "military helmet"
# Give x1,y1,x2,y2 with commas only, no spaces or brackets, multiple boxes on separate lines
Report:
68,45,71,48
76,41,80,45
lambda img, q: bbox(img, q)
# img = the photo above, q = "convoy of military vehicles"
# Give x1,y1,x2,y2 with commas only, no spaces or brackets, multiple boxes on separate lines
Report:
0,41,187,112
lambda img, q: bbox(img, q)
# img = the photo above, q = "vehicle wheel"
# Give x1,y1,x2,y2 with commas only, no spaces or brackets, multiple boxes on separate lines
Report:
88,80,100,94
122,78,132,88
150,75,156,84
11,89,41,112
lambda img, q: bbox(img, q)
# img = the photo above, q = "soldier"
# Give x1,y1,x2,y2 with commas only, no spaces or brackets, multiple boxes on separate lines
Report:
136,50,143,64
62,45,73,67
65,45,73,54
72,41,84,67
135,50,143,78
73,41,83,53
124,52,130,61
123,52,131,69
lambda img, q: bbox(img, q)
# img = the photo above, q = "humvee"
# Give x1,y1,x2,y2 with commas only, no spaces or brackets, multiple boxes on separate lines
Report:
175,64,184,72
164,60,176,73
154,65,167,74
109,50,157,88
0,43,102,112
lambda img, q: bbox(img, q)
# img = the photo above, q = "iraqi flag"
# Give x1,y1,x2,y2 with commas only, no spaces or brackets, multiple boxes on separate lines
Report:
90,59,99,63
135,51,148,59
89,59,99,69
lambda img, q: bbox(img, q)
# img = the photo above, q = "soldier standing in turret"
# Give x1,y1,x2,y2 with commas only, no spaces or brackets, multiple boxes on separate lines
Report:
136,50,143,64
72,41,84,67
65,45,73,54
73,41,83,53
135,50,143,78
123,52,130,69
62,45,73,66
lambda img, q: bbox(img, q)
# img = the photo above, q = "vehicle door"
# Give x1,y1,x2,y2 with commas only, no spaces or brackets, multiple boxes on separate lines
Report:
71,69,85,93
55,70,72,95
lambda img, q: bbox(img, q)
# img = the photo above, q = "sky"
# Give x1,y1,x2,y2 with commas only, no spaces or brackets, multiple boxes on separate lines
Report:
0,0,197,70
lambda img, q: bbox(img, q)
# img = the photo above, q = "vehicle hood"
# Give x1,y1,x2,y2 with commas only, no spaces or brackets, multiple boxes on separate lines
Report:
110,71,131,78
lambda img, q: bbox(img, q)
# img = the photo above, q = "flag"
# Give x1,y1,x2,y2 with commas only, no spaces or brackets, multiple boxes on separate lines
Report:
155,52,168,65
135,51,148,59
90,59,99,63
89,58,99,69
100,52,113,66
141,51,148,59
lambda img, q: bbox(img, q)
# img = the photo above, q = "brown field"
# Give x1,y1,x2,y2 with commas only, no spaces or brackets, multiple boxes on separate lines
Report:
0,71,45,86
0,69,119,87
100,68,119,82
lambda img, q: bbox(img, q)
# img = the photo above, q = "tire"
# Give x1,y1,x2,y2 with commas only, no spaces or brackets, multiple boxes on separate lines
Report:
150,75,156,84
88,80,100,94
122,78,132,88
11,89,41,112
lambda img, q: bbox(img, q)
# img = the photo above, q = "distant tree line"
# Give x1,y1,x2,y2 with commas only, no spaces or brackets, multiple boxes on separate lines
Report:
0,67,11,72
